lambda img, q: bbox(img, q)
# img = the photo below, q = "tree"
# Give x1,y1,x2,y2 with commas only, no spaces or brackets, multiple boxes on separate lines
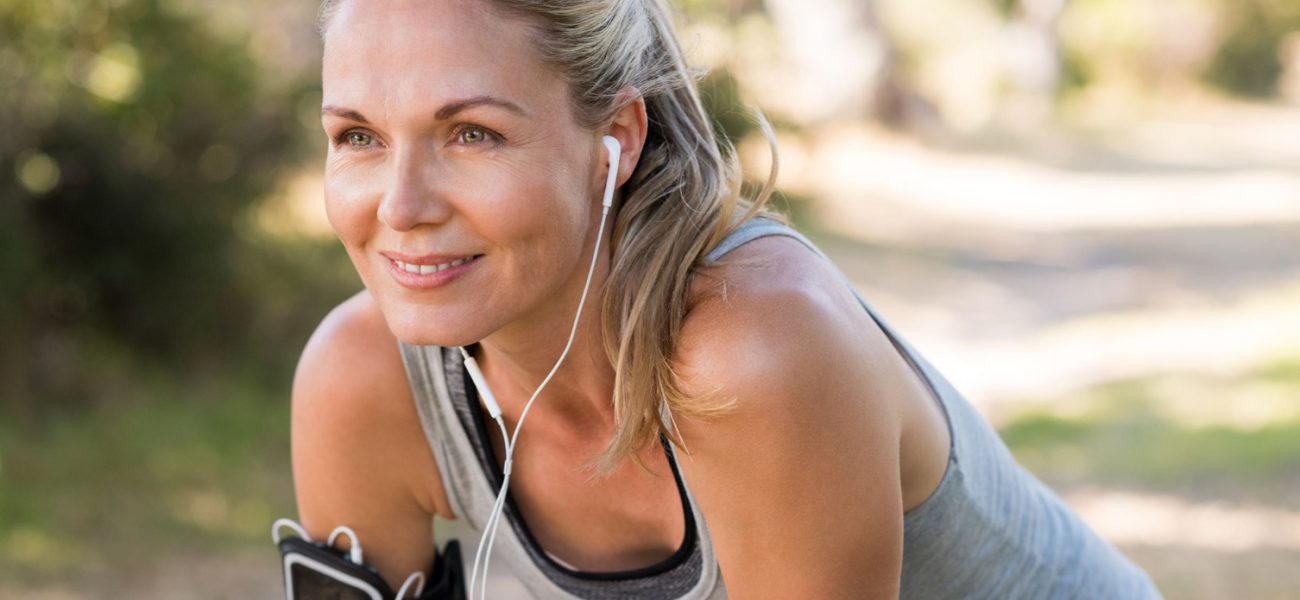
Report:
0,0,314,411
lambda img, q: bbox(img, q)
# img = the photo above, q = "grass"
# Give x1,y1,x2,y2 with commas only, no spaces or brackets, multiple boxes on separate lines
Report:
998,354,1300,499
0,364,296,585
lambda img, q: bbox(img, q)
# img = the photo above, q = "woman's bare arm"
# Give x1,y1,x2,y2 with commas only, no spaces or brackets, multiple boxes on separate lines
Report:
673,238,909,599
290,290,453,590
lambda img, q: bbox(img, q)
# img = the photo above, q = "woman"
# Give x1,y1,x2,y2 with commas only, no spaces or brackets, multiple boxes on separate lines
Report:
290,0,1163,598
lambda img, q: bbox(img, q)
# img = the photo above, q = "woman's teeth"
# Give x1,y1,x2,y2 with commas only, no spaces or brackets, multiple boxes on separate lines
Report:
394,256,474,275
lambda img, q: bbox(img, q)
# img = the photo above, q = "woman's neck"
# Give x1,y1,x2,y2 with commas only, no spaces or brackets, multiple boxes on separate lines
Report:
470,275,618,433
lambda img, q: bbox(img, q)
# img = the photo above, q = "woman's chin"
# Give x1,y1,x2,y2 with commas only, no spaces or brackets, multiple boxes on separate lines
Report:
381,304,494,348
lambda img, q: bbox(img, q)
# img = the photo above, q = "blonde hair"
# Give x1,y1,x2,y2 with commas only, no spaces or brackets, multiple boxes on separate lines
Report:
319,0,784,472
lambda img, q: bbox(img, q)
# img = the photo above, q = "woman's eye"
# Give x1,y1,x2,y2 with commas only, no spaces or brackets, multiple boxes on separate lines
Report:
344,131,373,147
332,130,375,149
457,127,492,145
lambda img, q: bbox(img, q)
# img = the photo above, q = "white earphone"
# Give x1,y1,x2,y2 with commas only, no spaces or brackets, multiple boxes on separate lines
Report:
461,135,621,600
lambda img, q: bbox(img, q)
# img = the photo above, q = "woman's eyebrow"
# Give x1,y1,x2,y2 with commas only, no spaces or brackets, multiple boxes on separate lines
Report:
434,95,528,120
320,105,370,123
320,96,528,124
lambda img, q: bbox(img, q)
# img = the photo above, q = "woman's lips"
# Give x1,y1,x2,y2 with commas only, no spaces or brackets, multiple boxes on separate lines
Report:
384,253,483,290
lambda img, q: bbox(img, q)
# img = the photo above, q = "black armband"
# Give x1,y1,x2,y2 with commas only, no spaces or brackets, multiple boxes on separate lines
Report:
273,518,465,600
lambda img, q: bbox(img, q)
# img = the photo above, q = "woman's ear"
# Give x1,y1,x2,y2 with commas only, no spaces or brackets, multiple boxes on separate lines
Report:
604,86,648,188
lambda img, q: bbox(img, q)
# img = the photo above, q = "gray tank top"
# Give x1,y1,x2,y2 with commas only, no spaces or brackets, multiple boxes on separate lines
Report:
397,217,1163,599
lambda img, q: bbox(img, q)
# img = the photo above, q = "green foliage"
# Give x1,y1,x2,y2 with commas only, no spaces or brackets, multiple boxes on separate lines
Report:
698,68,757,151
988,0,1020,19
1204,0,1300,97
0,0,344,413
1057,45,1092,96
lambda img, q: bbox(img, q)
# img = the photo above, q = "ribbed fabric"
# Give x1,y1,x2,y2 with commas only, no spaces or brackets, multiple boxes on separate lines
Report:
398,216,1163,599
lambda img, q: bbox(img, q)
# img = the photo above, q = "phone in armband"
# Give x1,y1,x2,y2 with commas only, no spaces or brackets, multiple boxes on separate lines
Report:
272,518,466,600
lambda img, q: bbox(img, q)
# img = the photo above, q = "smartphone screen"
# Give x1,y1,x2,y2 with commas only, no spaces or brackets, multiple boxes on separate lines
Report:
288,561,384,600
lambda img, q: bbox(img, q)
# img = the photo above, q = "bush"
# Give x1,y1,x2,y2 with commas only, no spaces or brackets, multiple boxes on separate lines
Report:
0,0,331,413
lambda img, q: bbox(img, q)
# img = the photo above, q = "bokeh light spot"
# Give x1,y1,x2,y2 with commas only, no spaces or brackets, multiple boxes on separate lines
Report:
85,42,142,103
16,151,61,195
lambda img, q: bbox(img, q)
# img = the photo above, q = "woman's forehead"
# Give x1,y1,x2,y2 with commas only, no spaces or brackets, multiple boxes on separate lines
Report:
321,0,561,116
324,0,514,46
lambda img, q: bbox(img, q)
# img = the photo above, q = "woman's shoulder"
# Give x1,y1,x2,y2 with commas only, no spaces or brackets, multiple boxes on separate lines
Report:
681,230,864,376
292,289,454,519
677,231,900,424
294,290,409,419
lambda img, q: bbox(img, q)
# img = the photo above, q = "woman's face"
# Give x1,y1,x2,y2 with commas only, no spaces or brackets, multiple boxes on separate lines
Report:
321,0,608,345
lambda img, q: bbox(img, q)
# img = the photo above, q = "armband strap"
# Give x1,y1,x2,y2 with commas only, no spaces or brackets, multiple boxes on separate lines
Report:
274,518,465,600
420,537,465,600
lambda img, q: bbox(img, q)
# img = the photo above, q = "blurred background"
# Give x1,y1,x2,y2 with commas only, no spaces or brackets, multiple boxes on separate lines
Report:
2,0,1297,597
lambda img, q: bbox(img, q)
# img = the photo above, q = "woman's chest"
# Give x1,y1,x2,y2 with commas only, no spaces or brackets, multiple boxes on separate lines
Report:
499,438,691,573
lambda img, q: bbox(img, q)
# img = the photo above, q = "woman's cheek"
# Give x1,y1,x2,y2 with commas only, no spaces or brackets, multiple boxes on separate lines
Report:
445,161,559,240
324,159,385,249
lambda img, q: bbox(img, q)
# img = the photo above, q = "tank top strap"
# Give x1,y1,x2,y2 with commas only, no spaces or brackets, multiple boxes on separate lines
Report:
704,216,830,263
704,216,890,341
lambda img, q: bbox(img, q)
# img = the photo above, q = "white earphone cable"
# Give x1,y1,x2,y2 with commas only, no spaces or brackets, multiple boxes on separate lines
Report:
466,412,512,599
487,205,608,594
465,137,620,599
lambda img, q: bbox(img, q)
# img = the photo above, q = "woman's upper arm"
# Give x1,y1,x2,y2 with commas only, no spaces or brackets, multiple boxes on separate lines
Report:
290,291,451,590
674,245,907,599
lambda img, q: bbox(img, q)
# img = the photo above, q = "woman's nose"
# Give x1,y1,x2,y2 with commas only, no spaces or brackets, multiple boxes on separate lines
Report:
377,147,453,231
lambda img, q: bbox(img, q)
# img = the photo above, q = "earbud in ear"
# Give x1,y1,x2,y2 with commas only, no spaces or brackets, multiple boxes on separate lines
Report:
600,136,621,209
